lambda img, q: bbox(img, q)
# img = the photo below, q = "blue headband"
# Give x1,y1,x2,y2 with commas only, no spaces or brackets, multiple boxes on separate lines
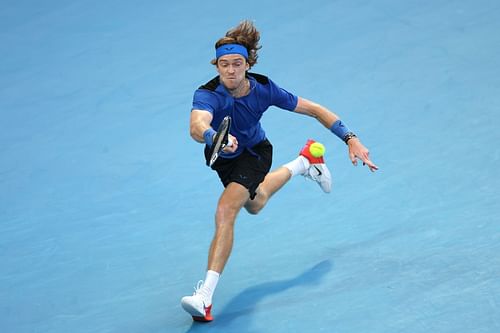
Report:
216,43,248,59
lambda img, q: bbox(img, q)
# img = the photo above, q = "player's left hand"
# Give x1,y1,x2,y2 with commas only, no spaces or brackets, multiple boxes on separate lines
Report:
223,134,238,153
347,138,378,172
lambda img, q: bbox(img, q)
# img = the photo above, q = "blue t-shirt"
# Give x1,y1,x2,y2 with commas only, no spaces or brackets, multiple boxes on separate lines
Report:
192,73,298,157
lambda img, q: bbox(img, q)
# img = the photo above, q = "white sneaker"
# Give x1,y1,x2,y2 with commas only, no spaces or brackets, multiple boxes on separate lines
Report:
305,163,332,193
299,139,332,193
181,281,213,322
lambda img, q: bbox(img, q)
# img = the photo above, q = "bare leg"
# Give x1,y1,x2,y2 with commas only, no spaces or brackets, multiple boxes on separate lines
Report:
244,166,292,215
207,182,250,273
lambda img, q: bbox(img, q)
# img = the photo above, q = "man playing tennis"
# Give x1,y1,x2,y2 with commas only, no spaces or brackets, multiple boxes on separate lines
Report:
182,20,378,322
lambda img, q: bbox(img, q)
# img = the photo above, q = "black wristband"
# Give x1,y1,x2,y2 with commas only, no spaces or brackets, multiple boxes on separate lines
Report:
343,132,357,144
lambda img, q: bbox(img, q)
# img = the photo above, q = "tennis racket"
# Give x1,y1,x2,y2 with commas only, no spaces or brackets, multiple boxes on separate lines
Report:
207,116,232,167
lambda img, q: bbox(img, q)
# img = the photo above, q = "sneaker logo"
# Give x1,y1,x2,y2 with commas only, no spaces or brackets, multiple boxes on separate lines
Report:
313,166,322,176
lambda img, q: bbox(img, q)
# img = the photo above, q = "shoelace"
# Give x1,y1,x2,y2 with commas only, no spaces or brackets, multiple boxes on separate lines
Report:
193,280,204,295
193,280,209,302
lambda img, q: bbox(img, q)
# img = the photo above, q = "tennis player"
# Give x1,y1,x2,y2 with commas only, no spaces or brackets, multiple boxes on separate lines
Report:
182,20,378,322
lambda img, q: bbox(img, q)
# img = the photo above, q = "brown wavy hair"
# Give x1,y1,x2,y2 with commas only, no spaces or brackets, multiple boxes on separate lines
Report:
211,20,261,69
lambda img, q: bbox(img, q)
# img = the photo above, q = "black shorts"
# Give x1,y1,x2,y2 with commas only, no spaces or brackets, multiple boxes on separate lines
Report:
204,139,273,200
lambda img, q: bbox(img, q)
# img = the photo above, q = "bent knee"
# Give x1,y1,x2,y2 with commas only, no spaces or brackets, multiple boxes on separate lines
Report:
245,202,263,215
246,207,261,215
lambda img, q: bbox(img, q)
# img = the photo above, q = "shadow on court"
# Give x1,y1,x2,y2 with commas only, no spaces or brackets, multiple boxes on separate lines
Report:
184,259,332,332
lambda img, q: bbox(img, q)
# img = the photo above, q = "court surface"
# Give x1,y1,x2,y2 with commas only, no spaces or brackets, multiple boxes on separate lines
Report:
1,1,499,332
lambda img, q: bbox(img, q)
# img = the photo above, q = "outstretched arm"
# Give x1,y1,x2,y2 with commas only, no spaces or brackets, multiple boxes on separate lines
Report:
294,97,378,172
294,97,339,128
190,109,213,143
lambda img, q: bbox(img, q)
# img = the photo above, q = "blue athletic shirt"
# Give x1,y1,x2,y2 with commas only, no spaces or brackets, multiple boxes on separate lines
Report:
192,73,298,158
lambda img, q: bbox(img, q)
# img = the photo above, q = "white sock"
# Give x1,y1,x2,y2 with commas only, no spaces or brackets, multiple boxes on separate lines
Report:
201,270,220,305
283,156,310,176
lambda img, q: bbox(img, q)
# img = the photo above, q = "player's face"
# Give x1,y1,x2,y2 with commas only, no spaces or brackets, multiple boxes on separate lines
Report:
216,54,249,90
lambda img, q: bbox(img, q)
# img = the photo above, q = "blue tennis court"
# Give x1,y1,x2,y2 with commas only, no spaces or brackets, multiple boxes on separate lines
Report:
1,1,499,332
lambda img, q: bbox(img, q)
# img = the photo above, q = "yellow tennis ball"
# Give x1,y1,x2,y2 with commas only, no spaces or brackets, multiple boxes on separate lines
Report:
309,142,325,158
